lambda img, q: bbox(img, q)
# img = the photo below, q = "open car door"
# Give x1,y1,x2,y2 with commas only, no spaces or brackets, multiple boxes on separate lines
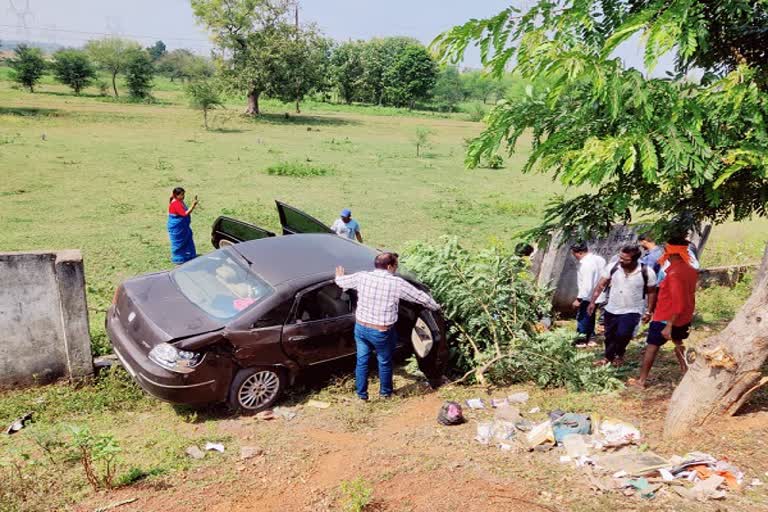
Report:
210,216,276,249
275,200,334,235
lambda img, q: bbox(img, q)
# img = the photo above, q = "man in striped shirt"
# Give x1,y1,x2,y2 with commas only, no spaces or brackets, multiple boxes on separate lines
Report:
335,252,440,400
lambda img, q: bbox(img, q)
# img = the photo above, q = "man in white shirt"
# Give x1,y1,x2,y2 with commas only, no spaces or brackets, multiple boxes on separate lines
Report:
331,208,363,243
571,242,606,346
587,244,658,366
335,252,440,400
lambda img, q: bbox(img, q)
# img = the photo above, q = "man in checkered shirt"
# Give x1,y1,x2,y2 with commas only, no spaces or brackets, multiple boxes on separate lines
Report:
335,252,440,400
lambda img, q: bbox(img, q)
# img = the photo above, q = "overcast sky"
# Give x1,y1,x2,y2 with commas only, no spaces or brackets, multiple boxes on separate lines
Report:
1,0,666,71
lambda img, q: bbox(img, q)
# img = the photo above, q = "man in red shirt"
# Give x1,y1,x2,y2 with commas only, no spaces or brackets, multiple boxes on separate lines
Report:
629,239,698,388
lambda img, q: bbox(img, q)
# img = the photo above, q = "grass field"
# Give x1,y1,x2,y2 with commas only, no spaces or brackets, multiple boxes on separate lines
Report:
2,71,768,512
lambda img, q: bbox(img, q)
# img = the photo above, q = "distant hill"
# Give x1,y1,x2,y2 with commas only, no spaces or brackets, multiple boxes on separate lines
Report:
0,40,66,54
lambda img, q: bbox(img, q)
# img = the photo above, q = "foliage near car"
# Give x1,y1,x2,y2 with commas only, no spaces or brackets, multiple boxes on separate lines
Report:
403,237,622,392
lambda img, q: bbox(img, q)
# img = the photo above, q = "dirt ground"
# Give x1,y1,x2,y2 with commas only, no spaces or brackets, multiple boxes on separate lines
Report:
72,355,768,512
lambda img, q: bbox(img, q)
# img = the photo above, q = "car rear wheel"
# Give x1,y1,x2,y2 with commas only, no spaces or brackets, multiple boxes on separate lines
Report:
411,316,434,358
228,367,286,414
411,310,448,388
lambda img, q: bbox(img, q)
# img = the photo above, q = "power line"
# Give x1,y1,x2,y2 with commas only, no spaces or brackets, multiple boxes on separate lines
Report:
0,23,212,44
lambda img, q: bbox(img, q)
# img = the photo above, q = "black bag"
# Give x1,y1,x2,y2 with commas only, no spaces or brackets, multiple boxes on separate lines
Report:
437,401,465,426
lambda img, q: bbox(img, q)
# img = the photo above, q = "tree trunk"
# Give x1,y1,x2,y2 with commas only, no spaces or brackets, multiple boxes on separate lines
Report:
244,90,260,116
112,70,119,98
664,241,768,437
296,97,301,114
203,109,209,130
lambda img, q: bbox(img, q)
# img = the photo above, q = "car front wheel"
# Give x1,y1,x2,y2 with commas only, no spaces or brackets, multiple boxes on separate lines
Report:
228,367,286,414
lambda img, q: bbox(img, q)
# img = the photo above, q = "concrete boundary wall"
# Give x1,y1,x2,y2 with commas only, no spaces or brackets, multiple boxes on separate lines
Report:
0,250,93,388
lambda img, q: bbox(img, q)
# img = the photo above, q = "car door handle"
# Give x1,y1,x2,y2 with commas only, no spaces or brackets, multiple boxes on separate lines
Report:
288,335,308,342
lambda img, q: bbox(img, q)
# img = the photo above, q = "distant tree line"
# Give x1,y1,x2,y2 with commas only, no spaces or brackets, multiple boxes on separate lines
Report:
3,2,510,117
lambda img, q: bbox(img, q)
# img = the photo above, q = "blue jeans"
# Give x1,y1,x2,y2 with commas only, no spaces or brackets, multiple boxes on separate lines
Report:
604,311,641,361
354,323,397,399
576,299,596,342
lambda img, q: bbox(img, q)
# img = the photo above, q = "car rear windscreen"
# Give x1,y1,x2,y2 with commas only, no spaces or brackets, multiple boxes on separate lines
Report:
172,251,272,320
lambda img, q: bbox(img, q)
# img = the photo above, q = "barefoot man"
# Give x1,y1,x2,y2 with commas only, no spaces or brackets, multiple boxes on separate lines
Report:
629,239,698,388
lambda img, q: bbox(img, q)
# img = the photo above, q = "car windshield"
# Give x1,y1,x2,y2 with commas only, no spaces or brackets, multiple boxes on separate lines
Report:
172,251,272,320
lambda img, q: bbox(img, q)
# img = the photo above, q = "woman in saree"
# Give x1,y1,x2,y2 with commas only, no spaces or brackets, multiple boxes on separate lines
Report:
167,187,199,264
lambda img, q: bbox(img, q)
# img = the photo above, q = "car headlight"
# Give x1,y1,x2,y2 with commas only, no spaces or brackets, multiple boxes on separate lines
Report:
148,343,203,374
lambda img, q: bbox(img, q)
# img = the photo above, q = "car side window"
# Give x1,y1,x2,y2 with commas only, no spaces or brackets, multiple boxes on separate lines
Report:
293,284,356,323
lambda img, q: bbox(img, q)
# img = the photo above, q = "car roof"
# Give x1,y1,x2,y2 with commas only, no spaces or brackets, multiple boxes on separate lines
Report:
228,233,379,285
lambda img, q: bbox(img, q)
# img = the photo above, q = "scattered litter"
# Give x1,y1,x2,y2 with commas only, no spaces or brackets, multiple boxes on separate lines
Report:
466,398,486,409
612,470,628,479
676,475,727,501
552,413,591,443
528,407,541,414
626,477,661,499
437,401,465,426
255,410,276,421
494,405,522,423
750,478,763,487
475,422,493,445
659,468,675,481
595,451,669,476
239,446,263,460
475,421,516,445
307,400,331,409
5,412,32,435
499,442,514,452
93,497,138,512
562,434,590,458
559,455,572,464
273,406,297,421
185,446,205,460
548,409,565,421
204,442,225,453
514,419,533,432
491,398,510,408
598,418,641,447
525,420,554,448
507,392,529,404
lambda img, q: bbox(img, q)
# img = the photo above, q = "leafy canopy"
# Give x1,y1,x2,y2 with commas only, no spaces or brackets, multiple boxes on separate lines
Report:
433,0,768,241
51,49,97,95
8,44,46,92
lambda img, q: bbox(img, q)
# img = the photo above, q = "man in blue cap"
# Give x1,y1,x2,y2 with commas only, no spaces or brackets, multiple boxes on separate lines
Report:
331,208,363,243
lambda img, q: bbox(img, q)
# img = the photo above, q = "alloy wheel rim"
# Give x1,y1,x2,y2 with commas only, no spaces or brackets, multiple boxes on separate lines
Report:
238,370,280,409
411,318,434,358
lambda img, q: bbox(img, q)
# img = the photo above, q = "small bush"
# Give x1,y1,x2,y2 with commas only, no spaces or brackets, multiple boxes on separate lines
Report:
98,81,110,96
68,426,121,490
486,154,504,169
466,102,487,122
266,161,332,177
339,477,373,512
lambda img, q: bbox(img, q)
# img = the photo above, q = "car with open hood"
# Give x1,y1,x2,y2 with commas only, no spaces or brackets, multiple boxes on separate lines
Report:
107,202,447,413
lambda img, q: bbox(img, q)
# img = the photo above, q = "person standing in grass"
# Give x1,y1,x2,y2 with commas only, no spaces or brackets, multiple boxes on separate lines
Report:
334,252,440,400
571,242,606,347
587,245,657,367
629,239,698,388
331,208,363,243
167,187,199,265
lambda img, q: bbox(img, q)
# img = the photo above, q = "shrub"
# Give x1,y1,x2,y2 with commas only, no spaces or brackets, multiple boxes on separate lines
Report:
124,49,155,100
68,426,121,490
7,44,46,93
98,81,110,96
414,127,432,157
466,102,487,122
266,161,332,177
403,237,622,392
339,477,374,512
486,154,504,169
51,49,97,95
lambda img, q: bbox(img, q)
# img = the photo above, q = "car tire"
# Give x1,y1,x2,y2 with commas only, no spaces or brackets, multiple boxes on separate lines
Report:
228,367,286,414
412,310,448,388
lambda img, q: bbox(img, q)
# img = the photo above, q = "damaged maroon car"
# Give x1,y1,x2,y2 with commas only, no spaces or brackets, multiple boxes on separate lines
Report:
107,202,447,413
